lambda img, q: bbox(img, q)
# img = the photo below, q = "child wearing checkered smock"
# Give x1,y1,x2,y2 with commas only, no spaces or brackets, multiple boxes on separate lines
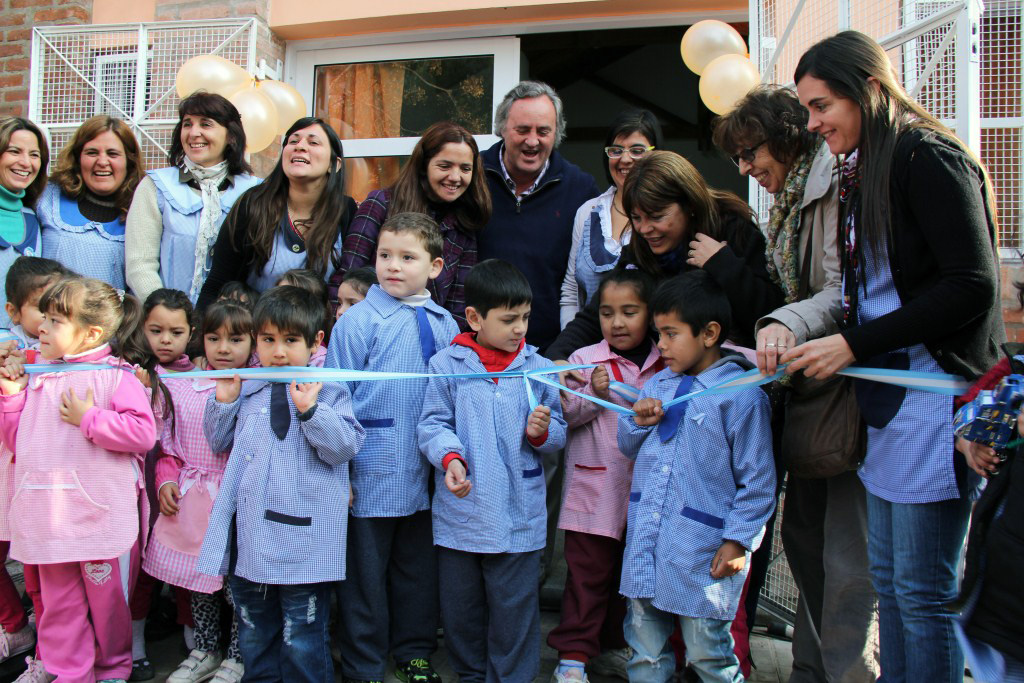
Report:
326,214,458,683
418,259,568,683
143,300,254,682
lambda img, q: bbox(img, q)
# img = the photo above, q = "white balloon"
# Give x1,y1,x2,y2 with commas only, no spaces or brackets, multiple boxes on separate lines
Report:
699,54,761,115
680,20,748,76
258,80,308,135
229,87,279,153
176,55,250,99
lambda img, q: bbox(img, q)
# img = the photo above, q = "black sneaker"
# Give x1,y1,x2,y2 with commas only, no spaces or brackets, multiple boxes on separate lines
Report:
128,658,154,681
396,659,442,683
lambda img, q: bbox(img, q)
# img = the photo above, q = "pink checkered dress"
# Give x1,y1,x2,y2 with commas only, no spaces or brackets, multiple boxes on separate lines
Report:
558,340,664,540
142,377,227,593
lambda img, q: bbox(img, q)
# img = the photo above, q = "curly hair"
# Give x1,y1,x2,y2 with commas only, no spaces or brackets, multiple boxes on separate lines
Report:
712,85,819,169
49,116,145,220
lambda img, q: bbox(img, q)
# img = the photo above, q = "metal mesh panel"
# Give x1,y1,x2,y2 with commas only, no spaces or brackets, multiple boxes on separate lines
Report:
31,20,255,173
979,1,1023,256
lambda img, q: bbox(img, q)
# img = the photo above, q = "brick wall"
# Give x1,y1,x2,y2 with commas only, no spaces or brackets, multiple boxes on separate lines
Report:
0,0,92,116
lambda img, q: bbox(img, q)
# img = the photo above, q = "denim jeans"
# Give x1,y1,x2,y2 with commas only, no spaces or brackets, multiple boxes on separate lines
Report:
866,492,971,683
228,575,334,683
623,598,742,683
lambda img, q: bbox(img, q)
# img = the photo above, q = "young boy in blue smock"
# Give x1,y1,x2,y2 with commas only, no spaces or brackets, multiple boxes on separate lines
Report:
418,259,567,683
617,272,776,683
197,285,366,682
326,212,458,683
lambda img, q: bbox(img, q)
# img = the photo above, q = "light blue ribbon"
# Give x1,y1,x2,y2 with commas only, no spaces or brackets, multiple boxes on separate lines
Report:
21,360,970,417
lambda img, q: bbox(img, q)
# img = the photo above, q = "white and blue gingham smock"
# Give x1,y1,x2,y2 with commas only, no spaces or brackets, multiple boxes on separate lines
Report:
617,356,776,620
325,284,459,518
36,183,126,289
196,379,365,585
855,239,958,504
418,342,567,553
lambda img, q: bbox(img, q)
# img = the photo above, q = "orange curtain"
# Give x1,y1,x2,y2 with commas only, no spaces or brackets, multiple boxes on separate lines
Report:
315,63,405,202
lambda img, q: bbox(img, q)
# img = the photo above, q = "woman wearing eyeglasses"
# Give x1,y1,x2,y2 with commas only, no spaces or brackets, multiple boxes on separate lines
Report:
714,85,881,683
558,109,661,326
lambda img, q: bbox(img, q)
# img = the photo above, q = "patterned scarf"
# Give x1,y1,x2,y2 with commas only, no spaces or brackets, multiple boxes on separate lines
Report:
764,150,816,304
181,156,229,302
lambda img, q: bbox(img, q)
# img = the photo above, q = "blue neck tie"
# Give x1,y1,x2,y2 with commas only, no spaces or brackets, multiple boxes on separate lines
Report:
415,306,436,365
658,375,694,443
270,382,290,440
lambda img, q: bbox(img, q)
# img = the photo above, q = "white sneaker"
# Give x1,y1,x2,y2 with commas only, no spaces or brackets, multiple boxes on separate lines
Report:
167,650,223,683
209,658,244,683
589,647,632,681
13,657,56,683
1,623,36,663
550,668,588,683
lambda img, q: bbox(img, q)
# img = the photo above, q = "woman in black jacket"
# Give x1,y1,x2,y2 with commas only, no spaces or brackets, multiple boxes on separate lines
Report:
547,150,784,361
783,31,1001,683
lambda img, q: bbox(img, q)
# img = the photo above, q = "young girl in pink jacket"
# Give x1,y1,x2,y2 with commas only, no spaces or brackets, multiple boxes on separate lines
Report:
548,269,664,683
0,276,161,683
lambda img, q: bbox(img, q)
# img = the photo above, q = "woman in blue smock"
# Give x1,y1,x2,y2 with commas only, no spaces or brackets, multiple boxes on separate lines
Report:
195,117,355,312
558,109,661,328
37,116,145,289
0,116,48,329
125,92,259,304
784,32,1001,683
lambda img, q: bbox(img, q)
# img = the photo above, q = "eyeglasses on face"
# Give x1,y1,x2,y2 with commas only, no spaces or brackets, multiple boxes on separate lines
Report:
605,145,655,160
731,140,767,167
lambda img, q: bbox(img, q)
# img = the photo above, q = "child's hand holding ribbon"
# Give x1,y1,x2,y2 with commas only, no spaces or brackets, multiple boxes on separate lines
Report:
289,380,322,415
0,354,27,395
215,374,242,404
632,397,664,426
526,405,551,440
591,365,610,400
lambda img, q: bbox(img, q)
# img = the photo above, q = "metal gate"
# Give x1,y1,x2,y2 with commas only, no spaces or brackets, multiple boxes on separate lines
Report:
747,0,1019,622
29,19,257,172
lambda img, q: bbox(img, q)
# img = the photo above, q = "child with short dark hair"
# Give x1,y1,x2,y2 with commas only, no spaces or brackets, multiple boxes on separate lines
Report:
197,285,364,682
1,256,70,351
548,269,662,683
326,212,457,683
216,281,258,311
418,258,568,683
618,271,775,683
336,267,377,319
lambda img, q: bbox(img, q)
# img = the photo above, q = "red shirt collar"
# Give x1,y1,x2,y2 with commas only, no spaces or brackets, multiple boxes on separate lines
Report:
452,331,524,374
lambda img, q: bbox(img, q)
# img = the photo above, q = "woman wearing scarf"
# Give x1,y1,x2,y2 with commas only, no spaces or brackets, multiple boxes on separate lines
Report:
125,92,259,304
781,32,1000,683
0,117,48,330
37,115,146,290
714,85,880,683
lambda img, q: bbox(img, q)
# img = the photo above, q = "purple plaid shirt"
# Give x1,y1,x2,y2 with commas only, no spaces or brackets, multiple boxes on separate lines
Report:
331,188,478,330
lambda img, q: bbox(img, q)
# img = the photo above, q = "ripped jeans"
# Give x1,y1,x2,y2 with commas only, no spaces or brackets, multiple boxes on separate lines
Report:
624,598,742,683
228,575,334,683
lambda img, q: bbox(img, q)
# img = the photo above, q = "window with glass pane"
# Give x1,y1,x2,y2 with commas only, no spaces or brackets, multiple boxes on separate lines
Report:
344,155,408,204
314,56,494,139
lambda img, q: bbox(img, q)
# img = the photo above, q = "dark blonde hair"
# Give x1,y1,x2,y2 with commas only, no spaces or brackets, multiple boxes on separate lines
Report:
49,116,145,220
389,121,491,233
621,151,754,276
39,277,171,418
0,117,49,204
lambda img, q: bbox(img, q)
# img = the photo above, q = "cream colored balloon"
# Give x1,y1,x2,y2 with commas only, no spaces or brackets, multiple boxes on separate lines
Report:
175,55,251,99
680,20,748,75
257,80,308,135
229,87,280,153
699,54,761,115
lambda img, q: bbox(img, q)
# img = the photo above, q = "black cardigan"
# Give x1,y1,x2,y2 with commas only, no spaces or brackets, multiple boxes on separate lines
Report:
547,209,785,360
195,193,357,312
841,128,1003,381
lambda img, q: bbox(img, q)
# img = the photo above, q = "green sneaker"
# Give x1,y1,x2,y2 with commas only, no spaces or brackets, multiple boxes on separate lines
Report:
395,658,442,683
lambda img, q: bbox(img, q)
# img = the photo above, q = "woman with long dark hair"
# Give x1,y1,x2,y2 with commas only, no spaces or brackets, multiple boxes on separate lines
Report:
126,92,258,304
548,150,784,360
0,117,48,330
558,108,661,327
782,31,1001,683
333,121,490,328
195,117,355,311
38,115,146,289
